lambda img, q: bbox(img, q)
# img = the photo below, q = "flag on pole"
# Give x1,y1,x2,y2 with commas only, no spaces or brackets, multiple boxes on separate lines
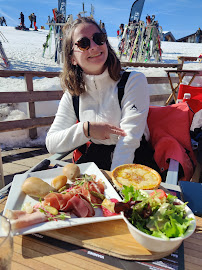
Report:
58,0,66,21
129,0,145,23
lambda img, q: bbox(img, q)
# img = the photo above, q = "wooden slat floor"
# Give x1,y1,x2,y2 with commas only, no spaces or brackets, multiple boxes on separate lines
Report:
1,146,72,186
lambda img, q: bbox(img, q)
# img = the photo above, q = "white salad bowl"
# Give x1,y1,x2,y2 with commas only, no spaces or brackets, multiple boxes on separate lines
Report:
122,196,196,253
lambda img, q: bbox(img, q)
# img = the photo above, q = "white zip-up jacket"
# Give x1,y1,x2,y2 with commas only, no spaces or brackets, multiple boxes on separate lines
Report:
46,68,150,170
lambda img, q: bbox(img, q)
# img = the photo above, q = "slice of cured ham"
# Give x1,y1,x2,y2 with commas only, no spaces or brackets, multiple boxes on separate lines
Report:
43,193,95,217
43,192,75,210
5,209,48,230
67,194,95,217
43,179,105,212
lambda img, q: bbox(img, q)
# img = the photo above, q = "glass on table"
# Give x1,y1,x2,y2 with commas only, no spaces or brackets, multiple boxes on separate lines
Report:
0,215,13,270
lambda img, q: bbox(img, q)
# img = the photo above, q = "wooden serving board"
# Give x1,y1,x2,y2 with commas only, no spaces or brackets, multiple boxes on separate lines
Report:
41,168,179,261
42,219,179,261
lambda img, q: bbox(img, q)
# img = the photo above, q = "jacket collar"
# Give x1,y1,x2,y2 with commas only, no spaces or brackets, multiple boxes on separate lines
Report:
83,68,114,91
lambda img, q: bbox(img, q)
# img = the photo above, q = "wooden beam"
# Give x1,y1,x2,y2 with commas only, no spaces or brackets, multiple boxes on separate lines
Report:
0,117,55,132
147,77,179,84
0,91,63,103
150,94,170,103
0,70,60,78
121,62,182,69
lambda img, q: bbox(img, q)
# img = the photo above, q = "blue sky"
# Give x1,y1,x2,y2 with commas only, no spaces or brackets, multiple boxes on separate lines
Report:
0,0,201,39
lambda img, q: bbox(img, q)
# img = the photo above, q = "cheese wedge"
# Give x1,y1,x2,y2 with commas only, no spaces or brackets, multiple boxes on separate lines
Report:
111,164,161,190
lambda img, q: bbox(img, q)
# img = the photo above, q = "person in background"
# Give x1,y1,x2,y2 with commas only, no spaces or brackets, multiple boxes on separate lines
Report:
29,13,33,28
19,12,25,28
46,17,150,171
47,15,51,28
195,27,202,43
118,23,124,38
199,53,202,62
32,13,37,31
101,22,106,34
146,15,151,25
151,15,155,24
0,16,7,26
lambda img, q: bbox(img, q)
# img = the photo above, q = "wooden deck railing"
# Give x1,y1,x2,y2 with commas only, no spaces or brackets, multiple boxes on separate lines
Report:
121,61,183,69
0,68,179,139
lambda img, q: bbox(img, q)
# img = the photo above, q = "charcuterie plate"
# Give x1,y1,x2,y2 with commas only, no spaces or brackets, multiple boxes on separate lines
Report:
3,162,122,236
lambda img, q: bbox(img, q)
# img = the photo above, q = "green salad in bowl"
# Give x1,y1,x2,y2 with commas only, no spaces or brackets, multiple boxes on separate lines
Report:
101,186,196,252
122,186,194,240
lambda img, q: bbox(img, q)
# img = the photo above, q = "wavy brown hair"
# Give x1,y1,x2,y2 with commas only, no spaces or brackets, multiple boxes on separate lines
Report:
60,17,121,96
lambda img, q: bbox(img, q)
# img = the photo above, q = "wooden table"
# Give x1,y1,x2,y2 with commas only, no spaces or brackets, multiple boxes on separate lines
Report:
165,69,202,105
1,167,202,269
178,56,202,66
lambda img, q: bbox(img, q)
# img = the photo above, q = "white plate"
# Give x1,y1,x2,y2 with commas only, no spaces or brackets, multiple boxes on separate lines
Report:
3,162,122,235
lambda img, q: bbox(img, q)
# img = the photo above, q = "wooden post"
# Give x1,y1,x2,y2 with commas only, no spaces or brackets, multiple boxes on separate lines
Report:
24,73,38,139
177,56,184,70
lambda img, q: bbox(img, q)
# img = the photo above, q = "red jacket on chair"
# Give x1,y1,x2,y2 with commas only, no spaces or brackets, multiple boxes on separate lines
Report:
178,84,202,113
147,103,196,181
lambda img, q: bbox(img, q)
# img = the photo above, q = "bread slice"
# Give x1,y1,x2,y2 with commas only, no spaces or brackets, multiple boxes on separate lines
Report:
111,164,161,191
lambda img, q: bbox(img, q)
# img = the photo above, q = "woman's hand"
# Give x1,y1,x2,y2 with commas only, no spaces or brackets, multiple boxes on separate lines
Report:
83,122,127,140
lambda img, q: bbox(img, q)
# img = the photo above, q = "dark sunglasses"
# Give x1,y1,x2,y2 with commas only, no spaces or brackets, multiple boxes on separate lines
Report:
74,32,107,51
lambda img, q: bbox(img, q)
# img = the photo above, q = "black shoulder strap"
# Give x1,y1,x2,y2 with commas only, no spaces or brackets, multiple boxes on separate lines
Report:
72,95,80,121
72,71,131,121
117,71,131,107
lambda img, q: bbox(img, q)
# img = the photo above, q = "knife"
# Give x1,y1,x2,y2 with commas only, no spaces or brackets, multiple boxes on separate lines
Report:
30,159,51,172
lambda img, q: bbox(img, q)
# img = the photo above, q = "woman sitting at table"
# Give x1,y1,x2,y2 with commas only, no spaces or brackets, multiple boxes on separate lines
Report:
46,17,153,171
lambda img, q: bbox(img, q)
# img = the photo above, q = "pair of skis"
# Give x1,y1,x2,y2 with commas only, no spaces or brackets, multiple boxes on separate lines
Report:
42,26,53,57
144,26,153,62
52,8,64,64
128,21,145,62
118,24,128,60
0,40,9,68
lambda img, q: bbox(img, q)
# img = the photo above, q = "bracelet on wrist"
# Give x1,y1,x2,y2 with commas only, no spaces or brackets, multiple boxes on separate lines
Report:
87,121,90,137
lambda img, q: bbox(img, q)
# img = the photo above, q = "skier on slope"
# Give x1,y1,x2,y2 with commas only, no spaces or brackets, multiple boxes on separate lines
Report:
19,12,25,29
29,13,33,28
0,17,7,26
32,13,37,31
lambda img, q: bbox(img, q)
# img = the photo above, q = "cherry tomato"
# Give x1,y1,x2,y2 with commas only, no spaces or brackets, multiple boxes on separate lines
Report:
149,189,167,199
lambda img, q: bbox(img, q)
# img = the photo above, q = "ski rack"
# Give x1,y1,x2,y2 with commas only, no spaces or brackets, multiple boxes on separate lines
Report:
118,21,163,63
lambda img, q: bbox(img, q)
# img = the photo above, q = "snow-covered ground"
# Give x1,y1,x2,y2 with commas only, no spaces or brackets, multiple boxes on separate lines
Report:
0,26,202,149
